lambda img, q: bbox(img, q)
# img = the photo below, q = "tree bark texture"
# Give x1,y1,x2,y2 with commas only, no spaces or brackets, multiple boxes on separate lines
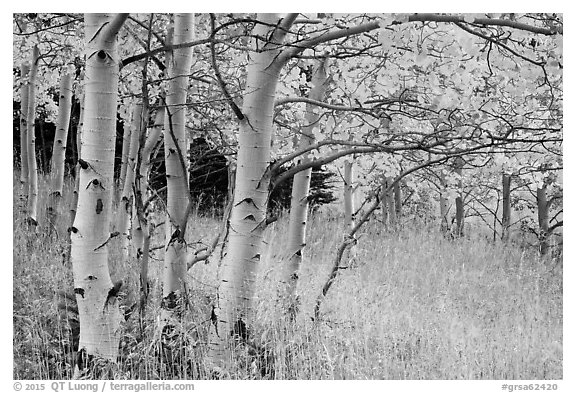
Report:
19,63,30,189
536,184,549,256
501,173,511,241
210,13,293,367
281,57,329,316
118,125,131,195
26,45,40,225
343,158,357,261
70,92,84,229
385,177,397,227
48,71,73,229
393,179,402,218
161,13,195,320
117,103,144,260
134,108,164,309
439,171,450,234
70,13,127,370
454,157,464,237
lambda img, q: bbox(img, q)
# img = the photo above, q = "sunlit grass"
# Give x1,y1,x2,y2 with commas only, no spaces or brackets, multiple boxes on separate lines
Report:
13,174,562,379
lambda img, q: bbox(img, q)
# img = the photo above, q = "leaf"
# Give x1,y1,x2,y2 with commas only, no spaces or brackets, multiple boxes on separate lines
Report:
395,13,410,23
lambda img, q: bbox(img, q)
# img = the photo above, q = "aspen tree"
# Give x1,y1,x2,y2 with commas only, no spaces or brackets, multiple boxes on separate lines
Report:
26,45,40,225
343,146,357,258
536,184,550,256
70,91,84,228
393,179,402,218
282,57,329,317
385,177,397,227
70,13,128,372
209,13,298,367
501,173,512,241
48,70,73,230
439,171,450,234
117,103,144,259
19,63,30,189
133,108,164,309
118,124,131,194
343,161,355,233
454,157,464,237
161,13,195,322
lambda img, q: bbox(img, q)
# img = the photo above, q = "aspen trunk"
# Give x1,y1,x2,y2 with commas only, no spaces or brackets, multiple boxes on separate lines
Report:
48,71,73,230
161,13,195,321
381,183,388,228
501,173,511,242
393,179,402,218
536,184,549,256
439,172,450,234
282,58,329,316
134,108,164,309
344,160,355,231
70,93,84,229
70,13,127,373
209,13,290,367
26,45,40,225
385,177,397,227
454,157,464,237
117,103,144,260
343,159,358,260
118,125,131,195
19,63,30,189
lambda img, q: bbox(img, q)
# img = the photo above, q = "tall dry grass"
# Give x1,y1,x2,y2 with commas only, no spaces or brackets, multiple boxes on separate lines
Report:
13,174,562,379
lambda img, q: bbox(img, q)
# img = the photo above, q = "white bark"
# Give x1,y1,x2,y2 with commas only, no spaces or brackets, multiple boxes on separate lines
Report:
439,171,450,234
282,57,329,315
501,173,511,242
70,91,85,228
117,103,144,259
454,157,464,237
118,124,131,194
210,13,294,366
343,158,357,260
48,71,73,229
19,63,30,189
70,13,127,369
26,45,40,225
134,108,164,306
161,13,195,318
393,179,402,218
385,177,397,227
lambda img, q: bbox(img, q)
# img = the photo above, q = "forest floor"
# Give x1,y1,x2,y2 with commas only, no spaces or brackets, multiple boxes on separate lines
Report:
13,176,563,380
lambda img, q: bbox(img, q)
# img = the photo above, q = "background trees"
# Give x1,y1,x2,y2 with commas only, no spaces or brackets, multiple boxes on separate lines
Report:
13,12,562,379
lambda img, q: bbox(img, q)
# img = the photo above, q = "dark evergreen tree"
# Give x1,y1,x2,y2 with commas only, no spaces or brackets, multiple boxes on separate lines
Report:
268,164,338,215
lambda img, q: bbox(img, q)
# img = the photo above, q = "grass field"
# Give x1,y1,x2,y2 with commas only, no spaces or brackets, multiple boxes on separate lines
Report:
12,175,562,379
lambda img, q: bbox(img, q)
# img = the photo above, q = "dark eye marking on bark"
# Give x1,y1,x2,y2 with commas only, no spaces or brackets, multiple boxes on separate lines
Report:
74,288,85,298
235,197,258,208
78,159,89,170
86,275,98,281
243,214,256,221
96,199,103,214
104,280,123,310
86,178,105,190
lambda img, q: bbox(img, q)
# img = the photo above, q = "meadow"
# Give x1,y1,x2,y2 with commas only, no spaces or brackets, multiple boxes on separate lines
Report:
13,175,562,379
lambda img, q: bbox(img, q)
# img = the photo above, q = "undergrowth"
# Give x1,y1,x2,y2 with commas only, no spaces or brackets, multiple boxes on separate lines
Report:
13,175,562,379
